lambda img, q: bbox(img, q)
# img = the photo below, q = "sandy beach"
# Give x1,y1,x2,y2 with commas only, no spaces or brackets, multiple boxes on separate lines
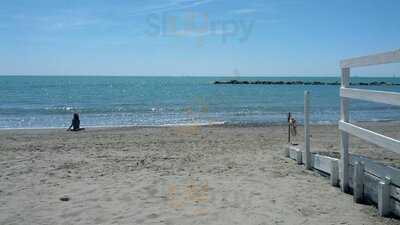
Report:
1,123,400,225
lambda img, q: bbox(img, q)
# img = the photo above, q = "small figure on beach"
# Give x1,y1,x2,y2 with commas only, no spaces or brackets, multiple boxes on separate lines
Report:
287,112,297,144
289,117,297,137
67,113,85,131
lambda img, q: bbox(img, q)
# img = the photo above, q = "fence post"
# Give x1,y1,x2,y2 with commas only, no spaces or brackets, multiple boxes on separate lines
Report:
378,177,391,217
288,112,291,144
304,91,312,170
330,160,339,187
296,150,302,165
340,67,350,193
353,161,364,203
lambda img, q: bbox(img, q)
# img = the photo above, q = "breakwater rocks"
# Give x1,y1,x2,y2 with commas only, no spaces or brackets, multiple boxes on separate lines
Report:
214,80,400,86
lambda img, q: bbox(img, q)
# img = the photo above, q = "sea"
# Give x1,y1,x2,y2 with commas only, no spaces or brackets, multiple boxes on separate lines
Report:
1,76,400,129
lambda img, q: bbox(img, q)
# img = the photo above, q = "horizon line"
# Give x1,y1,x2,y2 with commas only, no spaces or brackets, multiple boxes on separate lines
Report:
0,74,399,78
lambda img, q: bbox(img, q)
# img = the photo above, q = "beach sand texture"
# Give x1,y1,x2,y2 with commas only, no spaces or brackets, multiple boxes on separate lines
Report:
1,124,400,225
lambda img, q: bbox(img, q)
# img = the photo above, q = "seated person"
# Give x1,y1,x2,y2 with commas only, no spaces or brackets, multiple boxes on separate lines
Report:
67,113,85,131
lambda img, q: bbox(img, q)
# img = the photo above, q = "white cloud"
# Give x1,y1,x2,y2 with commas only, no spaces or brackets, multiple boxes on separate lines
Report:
165,28,232,37
230,8,257,15
36,15,101,30
128,0,216,17
0,1,218,32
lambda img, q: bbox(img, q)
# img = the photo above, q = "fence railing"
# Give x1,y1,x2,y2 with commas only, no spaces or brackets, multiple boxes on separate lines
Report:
339,49,400,216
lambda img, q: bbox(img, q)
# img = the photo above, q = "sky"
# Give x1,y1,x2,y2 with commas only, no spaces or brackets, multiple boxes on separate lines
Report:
0,0,399,76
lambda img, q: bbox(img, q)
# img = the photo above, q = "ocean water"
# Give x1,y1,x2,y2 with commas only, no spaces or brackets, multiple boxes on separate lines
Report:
1,76,400,129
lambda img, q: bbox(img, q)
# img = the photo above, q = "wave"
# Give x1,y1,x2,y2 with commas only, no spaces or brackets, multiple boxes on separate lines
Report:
0,121,227,130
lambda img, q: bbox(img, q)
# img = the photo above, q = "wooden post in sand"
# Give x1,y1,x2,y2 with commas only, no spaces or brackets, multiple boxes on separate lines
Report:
340,67,350,193
353,161,364,203
330,160,339,187
378,176,391,217
304,91,311,170
296,150,302,165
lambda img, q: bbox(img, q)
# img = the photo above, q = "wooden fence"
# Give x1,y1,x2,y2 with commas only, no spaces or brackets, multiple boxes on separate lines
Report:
339,49,400,216
286,146,400,217
286,52,400,217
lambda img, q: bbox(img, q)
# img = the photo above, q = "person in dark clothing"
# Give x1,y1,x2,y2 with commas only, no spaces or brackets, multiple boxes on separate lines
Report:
67,113,84,131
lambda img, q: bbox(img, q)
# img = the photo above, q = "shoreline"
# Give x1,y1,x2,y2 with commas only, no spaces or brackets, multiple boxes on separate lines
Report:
0,121,227,132
1,120,399,132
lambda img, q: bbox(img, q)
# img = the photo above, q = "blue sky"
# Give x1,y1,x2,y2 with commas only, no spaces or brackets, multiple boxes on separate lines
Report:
0,0,399,76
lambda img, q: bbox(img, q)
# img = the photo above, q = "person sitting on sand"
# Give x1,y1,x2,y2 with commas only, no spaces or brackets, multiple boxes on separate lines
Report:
67,113,84,131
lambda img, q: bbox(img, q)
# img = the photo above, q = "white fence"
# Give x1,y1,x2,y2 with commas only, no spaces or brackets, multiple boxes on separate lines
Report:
339,49,400,216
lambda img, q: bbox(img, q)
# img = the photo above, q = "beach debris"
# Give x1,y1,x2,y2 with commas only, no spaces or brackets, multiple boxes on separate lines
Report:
60,196,70,201
214,80,400,86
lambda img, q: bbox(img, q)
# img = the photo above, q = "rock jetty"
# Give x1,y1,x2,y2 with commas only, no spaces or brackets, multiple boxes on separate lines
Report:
214,80,400,86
